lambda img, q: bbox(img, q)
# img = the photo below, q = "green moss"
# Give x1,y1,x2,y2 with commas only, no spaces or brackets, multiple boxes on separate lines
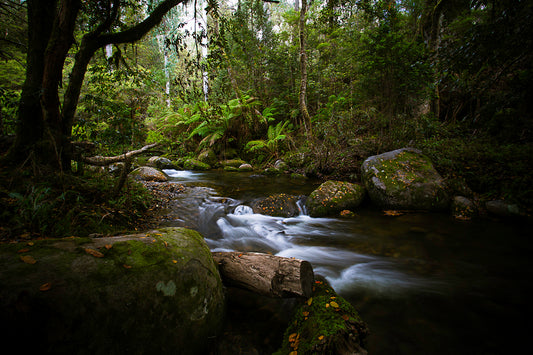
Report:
275,280,368,355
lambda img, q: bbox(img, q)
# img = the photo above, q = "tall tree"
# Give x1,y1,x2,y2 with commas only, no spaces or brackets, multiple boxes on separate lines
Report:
298,0,311,136
4,0,189,172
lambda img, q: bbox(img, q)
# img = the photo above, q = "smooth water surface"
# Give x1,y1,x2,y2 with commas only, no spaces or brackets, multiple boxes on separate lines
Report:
161,169,532,354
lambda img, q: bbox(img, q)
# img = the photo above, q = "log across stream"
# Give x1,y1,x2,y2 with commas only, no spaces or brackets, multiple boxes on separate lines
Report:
154,169,532,355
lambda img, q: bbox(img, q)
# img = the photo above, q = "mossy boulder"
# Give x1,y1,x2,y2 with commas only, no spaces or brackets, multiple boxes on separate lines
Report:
306,181,366,217
183,158,211,171
130,166,168,182
0,227,225,354
275,279,368,355
198,149,218,167
239,163,253,171
147,156,177,169
251,193,303,217
361,148,449,211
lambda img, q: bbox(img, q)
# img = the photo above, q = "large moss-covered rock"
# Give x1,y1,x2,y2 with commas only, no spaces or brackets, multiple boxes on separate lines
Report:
130,166,168,182
184,158,211,171
306,181,366,217
361,148,449,211
198,149,218,166
0,227,225,354
251,193,303,217
275,279,368,355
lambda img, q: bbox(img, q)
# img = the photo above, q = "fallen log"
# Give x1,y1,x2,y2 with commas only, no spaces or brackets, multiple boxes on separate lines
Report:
78,143,159,166
211,252,314,298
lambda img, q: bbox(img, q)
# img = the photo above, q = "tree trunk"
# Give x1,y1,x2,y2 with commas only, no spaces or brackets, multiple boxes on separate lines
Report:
5,0,186,174
298,0,312,136
212,251,314,298
5,0,56,166
40,0,81,171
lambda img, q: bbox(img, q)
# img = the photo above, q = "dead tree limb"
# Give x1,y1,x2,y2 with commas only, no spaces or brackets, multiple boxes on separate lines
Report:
78,143,159,166
212,252,314,298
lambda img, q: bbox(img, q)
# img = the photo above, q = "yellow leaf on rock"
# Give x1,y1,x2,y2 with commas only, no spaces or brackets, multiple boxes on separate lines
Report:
20,255,36,264
39,282,52,291
85,248,104,258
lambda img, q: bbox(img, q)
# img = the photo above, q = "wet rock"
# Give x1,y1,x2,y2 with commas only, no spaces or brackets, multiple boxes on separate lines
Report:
148,156,176,169
0,227,225,354
183,158,211,171
276,279,368,355
486,200,521,217
198,149,218,166
452,196,476,220
251,193,303,217
361,148,449,211
306,180,365,217
130,166,168,182
239,163,253,171
223,165,239,172
264,167,281,175
274,159,289,171
220,159,246,168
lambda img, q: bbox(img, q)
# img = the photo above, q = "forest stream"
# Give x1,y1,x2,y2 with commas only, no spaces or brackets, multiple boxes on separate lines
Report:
150,169,531,355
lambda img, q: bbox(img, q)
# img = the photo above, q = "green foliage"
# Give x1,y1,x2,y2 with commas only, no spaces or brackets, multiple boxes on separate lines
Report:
245,120,291,161
1,170,154,239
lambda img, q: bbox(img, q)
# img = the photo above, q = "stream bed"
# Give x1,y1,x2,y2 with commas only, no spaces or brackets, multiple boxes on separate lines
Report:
154,169,531,354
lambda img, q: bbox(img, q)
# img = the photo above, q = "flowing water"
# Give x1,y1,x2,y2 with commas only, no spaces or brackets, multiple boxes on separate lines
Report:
157,169,532,354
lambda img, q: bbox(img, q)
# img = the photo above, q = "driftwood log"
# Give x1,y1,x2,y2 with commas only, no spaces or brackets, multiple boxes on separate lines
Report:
212,252,314,298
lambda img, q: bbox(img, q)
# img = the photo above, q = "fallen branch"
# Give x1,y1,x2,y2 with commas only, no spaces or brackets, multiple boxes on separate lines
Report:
78,143,159,166
212,251,314,298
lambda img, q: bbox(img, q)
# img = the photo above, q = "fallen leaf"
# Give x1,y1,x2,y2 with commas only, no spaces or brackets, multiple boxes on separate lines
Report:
172,260,178,264
307,297,313,306
330,301,339,308
123,264,132,269
17,248,30,253
302,311,309,317
20,255,36,264
39,282,52,291
104,244,113,249
318,335,324,341
289,333,298,342
27,242,34,246
342,314,350,321
85,248,104,258
326,303,330,308
163,241,168,247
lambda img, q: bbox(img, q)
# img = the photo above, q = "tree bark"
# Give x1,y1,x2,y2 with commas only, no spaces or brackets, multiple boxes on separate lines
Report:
6,0,56,165
212,251,314,298
298,0,312,136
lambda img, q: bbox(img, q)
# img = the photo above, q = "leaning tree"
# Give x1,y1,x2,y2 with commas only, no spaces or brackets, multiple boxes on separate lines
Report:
4,0,189,173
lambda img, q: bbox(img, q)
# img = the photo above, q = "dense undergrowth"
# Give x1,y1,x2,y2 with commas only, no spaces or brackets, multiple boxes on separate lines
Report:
0,166,155,241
